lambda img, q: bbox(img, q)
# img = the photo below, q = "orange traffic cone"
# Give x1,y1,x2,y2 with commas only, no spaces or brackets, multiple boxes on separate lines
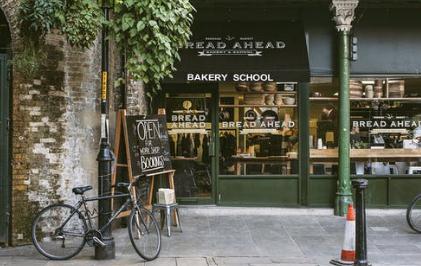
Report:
330,204,356,266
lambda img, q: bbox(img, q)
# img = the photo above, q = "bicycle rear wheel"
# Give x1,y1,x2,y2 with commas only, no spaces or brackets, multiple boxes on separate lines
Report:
32,204,87,260
407,194,421,233
128,206,161,261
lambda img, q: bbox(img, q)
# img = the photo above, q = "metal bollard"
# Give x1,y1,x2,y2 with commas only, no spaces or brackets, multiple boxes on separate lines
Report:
352,179,370,266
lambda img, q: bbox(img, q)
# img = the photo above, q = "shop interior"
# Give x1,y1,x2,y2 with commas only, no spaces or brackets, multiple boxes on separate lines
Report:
310,77,421,176
164,78,421,200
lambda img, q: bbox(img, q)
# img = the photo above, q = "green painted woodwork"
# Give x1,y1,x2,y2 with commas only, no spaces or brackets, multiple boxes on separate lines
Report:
218,177,300,206
0,54,10,244
308,175,421,208
335,30,353,216
363,178,388,207
298,83,310,206
390,178,421,206
308,177,336,207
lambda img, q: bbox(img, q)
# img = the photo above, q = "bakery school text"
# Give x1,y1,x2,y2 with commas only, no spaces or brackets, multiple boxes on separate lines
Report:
187,73,274,82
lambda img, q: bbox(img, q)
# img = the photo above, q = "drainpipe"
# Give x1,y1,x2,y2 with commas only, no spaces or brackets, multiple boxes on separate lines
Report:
95,0,115,259
330,0,359,216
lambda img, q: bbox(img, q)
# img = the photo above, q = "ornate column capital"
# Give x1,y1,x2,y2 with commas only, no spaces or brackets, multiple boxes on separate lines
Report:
330,0,359,32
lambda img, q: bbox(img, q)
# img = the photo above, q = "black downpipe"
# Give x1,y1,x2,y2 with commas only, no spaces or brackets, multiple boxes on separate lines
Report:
95,1,115,260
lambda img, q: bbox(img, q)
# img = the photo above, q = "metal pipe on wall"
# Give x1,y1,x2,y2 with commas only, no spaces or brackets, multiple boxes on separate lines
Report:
95,0,115,259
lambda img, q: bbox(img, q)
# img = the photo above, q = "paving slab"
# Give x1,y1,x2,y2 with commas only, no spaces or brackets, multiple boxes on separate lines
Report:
1,208,421,265
176,257,208,266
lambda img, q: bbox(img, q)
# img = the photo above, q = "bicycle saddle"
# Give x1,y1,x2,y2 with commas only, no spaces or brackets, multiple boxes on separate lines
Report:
72,186,93,195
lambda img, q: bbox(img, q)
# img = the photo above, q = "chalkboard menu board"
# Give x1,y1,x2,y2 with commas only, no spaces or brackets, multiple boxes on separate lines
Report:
126,115,172,177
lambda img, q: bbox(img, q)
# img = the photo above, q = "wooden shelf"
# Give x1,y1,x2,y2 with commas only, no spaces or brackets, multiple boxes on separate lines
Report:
242,91,296,95
219,104,297,108
310,97,421,101
290,148,421,161
232,155,291,162
350,97,421,101
309,97,338,101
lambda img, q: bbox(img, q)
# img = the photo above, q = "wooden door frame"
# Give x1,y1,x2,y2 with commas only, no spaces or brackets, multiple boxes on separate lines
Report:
0,53,10,245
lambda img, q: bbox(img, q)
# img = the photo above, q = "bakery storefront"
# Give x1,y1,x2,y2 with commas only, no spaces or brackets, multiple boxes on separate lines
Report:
160,4,421,207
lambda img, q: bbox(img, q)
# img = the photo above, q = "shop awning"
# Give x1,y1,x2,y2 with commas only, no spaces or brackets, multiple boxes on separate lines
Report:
166,20,310,83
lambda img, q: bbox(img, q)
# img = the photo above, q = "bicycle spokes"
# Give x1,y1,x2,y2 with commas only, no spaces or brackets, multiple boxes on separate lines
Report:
32,204,87,260
128,207,161,261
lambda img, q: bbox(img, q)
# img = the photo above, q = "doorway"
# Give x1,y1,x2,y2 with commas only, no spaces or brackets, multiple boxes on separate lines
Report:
0,54,10,244
163,84,218,204
0,9,11,245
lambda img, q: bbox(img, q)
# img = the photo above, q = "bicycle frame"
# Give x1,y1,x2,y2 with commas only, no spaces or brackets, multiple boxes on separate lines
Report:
58,183,140,236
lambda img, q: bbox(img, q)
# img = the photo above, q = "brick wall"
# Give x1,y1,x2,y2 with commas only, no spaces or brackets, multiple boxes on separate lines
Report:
126,77,147,116
11,33,103,245
1,0,146,245
0,1,122,245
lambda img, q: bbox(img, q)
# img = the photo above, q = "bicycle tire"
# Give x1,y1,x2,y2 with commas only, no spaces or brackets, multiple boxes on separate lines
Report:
32,203,87,260
407,194,421,233
128,206,161,261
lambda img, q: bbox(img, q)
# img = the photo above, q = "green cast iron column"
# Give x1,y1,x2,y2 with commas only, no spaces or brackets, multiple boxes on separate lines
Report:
334,30,353,216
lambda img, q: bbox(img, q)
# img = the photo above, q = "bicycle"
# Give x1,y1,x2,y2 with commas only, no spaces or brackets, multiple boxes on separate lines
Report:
406,193,421,233
31,179,161,261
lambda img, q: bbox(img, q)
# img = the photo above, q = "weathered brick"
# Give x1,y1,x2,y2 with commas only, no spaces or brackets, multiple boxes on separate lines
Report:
1,0,145,246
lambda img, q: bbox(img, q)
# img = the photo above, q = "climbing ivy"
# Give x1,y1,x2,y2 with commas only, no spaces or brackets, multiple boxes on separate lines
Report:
111,0,195,95
19,0,102,48
19,0,64,42
62,0,103,48
16,0,102,79
17,0,195,94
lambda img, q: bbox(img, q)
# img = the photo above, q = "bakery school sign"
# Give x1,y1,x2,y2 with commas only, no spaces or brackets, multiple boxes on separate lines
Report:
126,115,172,177
168,21,310,82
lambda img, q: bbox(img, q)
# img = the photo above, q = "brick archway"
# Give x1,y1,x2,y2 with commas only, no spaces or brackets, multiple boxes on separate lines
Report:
0,1,21,54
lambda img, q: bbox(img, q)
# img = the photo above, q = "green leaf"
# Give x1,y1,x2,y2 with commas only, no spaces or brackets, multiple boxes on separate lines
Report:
136,21,145,31
109,0,195,94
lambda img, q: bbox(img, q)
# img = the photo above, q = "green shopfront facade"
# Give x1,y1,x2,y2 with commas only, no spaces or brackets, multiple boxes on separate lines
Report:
160,0,421,209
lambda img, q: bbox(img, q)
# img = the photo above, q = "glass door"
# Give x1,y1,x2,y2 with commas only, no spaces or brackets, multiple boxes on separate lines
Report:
164,85,216,203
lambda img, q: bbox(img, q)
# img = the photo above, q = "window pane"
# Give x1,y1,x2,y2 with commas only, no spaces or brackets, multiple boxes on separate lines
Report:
309,79,338,175
219,82,299,175
309,77,421,176
350,78,421,176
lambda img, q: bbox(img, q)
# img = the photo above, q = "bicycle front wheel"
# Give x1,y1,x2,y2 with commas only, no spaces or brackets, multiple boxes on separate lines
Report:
32,204,87,260
407,194,421,233
128,206,161,261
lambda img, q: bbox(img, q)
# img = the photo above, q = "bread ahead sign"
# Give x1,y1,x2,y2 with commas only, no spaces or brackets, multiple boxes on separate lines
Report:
187,36,286,57
168,21,309,83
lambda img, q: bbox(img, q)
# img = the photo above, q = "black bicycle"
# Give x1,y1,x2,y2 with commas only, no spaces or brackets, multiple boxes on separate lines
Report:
407,193,421,233
31,180,161,261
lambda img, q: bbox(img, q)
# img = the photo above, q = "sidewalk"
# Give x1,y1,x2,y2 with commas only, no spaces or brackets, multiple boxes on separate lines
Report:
1,207,421,266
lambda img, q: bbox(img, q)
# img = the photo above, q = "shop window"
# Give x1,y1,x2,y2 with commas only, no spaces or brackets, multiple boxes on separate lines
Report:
165,93,212,198
219,82,299,176
310,78,421,176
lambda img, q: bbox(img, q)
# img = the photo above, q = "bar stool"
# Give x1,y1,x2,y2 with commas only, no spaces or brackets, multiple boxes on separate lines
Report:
152,203,182,237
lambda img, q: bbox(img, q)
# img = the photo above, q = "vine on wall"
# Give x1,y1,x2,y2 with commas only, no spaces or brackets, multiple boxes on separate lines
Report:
16,0,195,96
111,0,195,96
15,0,102,79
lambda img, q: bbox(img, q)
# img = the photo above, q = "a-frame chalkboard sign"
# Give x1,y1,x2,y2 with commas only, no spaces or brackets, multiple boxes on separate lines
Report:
111,110,177,220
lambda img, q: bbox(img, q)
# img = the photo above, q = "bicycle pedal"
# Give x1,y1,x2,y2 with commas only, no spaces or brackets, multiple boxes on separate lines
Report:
92,236,106,247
